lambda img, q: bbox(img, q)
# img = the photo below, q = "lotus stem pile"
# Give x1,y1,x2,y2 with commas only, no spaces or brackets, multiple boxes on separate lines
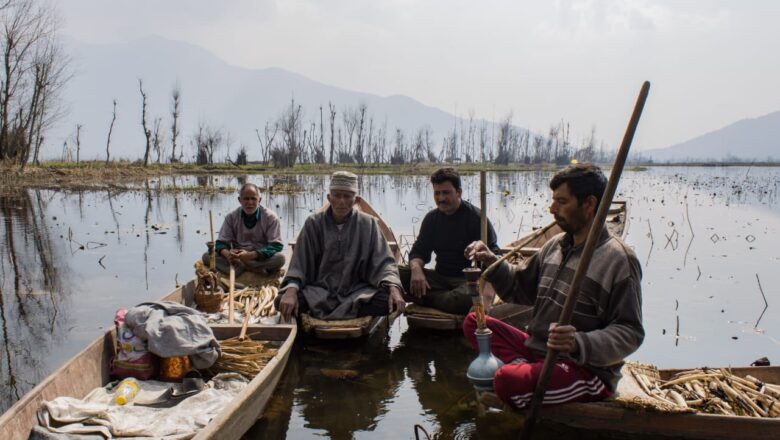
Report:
633,367,780,417
207,336,278,380
228,285,278,318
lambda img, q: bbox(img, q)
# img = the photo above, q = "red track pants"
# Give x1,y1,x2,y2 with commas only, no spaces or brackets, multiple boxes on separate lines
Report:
463,313,611,409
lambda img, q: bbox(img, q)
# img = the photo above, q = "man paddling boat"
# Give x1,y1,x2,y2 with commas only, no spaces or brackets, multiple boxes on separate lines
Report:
465,163,644,409
277,171,406,321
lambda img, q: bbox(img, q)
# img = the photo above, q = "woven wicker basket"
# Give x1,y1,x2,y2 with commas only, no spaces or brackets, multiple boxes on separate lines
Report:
194,289,224,313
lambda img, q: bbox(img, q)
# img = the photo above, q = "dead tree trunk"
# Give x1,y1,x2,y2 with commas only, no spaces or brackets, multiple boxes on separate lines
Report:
139,79,152,166
105,99,116,164
75,124,82,164
170,84,180,162
328,102,336,165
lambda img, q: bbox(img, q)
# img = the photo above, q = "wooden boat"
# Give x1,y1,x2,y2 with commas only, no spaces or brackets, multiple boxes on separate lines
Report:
405,201,628,331
477,365,780,440
0,280,297,440
289,197,401,340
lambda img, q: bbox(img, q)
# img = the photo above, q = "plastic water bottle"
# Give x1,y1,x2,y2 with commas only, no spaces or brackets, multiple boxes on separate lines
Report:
113,378,140,405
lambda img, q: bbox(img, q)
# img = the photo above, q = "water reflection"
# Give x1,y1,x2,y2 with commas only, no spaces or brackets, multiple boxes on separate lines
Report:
392,330,477,437
0,188,71,413
1,168,779,438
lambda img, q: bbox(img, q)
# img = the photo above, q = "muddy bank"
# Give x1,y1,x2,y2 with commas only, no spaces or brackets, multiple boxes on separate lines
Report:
1,161,556,192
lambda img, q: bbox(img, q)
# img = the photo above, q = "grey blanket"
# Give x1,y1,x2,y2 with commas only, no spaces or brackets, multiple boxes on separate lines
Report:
125,301,220,369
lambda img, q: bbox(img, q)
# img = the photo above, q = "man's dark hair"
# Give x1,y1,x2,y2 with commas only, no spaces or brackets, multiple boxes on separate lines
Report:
430,167,461,191
549,163,607,209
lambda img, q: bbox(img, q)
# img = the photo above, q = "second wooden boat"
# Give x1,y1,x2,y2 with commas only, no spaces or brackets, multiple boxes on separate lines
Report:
476,364,780,440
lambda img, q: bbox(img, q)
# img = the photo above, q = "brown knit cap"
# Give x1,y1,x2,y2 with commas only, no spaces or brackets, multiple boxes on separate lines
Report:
329,171,359,194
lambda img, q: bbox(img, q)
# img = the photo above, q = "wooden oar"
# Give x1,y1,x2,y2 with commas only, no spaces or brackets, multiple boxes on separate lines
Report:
228,264,236,324
521,81,650,440
480,170,488,244
208,210,216,270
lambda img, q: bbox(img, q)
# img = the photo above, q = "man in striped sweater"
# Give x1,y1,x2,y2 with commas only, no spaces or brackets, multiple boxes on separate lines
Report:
465,163,644,409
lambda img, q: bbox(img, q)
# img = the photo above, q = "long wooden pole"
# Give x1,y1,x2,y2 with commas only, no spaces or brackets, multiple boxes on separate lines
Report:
521,81,650,439
208,210,216,270
228,264,236,324
475,170,488,328
480,170,487,244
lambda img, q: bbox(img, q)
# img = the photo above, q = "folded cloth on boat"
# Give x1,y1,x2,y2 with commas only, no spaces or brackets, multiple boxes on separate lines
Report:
33,373,247,439
125,301,219,369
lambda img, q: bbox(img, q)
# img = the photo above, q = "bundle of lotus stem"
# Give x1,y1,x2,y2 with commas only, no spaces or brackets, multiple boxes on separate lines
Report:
229,285,278,318
209,285,278,321
207,336,278,380
632,367,780,417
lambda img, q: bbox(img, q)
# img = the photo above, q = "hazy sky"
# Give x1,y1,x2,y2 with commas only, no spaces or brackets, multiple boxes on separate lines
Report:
59,0,780,150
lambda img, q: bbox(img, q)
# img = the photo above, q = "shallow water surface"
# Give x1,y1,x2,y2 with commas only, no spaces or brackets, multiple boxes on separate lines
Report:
1,167,778,438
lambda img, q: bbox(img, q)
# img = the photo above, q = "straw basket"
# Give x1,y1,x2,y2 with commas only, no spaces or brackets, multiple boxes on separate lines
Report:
194,289,224,313
195,269,224,313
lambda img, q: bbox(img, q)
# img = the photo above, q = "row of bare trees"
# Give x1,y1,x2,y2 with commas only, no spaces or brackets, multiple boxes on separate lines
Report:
0,1,624,169
251,100,614,167
0,0,68,168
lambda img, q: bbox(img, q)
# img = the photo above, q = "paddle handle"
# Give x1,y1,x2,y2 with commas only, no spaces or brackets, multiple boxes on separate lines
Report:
480,171,487,244
521,81,650,440
228,264,235,323
209,210,216,270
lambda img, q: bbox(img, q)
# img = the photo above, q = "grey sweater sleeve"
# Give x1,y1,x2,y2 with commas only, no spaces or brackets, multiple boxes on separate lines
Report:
485,251,543,306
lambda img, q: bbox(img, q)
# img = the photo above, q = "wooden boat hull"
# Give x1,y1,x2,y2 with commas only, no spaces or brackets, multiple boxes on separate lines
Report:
291,197,401,340
478,365,780,440
406,201,627,331
305,313,396,340
0,283,297,440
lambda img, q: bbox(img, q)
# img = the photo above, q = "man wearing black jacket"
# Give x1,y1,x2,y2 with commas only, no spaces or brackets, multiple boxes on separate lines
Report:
400,168,500,314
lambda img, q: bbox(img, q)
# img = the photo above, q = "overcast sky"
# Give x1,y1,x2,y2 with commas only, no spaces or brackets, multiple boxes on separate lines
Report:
58,0,780,150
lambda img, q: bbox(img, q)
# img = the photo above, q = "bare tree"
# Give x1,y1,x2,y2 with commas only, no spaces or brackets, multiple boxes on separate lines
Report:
255,121,277,164
74,123,81,164
138,78,152,166
478,121,489,163
193,121,223,165
328,102,336,164
273,97,303,167
170,83,180,162
105,99,116,164
341,105,358,162
532,134,544,164
354,103,367,165
1,0,69,167
390,128,405,164
152,116,165,164
575,126,597,163
60,139,69,162
317,105,325,163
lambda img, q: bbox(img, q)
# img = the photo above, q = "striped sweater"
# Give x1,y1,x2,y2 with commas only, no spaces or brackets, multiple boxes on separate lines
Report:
487,226,644,390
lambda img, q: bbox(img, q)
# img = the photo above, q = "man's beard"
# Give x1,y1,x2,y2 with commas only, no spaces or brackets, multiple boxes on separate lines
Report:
555,210,588,235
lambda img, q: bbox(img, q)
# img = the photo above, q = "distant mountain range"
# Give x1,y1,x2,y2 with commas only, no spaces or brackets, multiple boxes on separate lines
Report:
48,36,484,161
644,110,780,162
48,36,778,163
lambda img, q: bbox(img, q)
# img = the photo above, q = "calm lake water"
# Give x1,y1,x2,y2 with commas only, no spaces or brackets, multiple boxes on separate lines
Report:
1,167,779,439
